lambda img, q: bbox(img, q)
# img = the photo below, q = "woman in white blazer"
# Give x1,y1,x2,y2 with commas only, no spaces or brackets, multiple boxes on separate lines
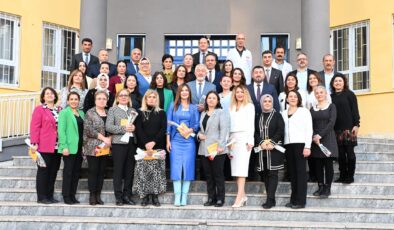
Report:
197,91,230,207
282,90,313,209
229,85,255,208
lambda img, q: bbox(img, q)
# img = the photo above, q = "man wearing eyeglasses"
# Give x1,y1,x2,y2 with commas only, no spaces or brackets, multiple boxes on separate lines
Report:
288,53,316,91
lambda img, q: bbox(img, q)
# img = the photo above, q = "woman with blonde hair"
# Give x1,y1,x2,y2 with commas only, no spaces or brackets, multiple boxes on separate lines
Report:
229,85,255,208
106,88,138,206
60,69,88,109
134,89,167,206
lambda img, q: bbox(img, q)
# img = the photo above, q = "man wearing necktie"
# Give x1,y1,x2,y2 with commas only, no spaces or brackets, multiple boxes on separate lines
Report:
246,65,280,180
262,50,284,94
187,64,216,112
69,38,99,73
192,37,220,71
126,48,142,75
205,53,223,93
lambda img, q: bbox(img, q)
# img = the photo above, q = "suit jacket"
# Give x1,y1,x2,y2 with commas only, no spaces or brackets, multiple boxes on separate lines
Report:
106,105,137,144
58,106,85,154
30,105,62,153
197,109,230,157
289,68,316,90
126,62,139,75
83,107,108,156
69,53,99,72
187,80,216,105
247,83,279,145
266,67,284,94
87,62,117,78
206,70,223,93
192,51,220,71
318,70,339,88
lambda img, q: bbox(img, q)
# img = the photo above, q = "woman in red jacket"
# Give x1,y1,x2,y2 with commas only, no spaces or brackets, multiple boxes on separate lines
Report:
30,87,62,204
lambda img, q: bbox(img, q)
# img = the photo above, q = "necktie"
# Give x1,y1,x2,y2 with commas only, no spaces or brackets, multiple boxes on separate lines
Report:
198,83,203,99
202,52,206,64
135,63,139,72
208,70,212,83
84,53,89,64
266,69,270,82
257,83,261,100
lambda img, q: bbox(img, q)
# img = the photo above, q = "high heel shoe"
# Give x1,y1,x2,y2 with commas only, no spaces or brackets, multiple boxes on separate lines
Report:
232,196,248,208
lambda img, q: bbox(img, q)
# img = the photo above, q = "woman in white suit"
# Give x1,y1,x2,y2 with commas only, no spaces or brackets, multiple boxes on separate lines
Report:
197,91,230,207
229,85,255,208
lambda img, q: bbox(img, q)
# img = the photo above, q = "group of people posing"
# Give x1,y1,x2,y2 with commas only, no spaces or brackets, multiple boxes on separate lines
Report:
29,34,360,210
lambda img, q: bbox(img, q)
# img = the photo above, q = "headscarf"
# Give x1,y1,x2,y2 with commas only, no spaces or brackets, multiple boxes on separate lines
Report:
260,94,274,113
139,57,151,77
96,73,110,94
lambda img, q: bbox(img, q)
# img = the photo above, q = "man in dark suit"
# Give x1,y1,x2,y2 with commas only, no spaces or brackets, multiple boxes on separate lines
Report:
126,48,142,75
205,53,223,93
187,64,216,112
247,65,279,180
69,38,99,73
192,37,220,71
288,52,316,91
262,50,284,94
319,54,338,93
87,49,117,78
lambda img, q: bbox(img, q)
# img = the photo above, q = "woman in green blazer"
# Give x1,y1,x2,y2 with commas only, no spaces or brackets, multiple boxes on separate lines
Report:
150,71,174,112
58,92,85,205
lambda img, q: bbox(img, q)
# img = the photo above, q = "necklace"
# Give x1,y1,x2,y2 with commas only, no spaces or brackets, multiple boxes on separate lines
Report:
143,110,152,121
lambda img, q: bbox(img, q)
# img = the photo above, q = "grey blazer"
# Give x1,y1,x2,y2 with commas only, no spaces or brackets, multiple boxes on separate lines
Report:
106,105,137,144
83,107,108,156
187,80,216,105
197,109,230,157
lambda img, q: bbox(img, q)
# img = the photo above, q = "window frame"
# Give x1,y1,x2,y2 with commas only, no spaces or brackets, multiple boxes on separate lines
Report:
330,21,370,92
0,12,20,87
116,34,146,63
260,33,291,63
41,23,78,90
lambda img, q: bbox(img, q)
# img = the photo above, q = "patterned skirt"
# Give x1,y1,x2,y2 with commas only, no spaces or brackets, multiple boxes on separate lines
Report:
133,159,167,198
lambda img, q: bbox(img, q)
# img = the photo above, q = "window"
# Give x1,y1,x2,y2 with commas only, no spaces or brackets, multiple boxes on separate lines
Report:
0,12,20,86
261,34,290,61
331,21,370,91
164,35,236,65
117,34,145,63
42,23,77,90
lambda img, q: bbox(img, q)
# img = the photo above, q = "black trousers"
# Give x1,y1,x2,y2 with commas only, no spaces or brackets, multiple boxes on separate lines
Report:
62,152,83,198
314,158,334,185
112,142,136,200
87,155,107,193
248,149,258,180
36,152,61,201
308,157,316,180
258,158,279,203
285,143,307,206
201,154,226,201
337,145,356,179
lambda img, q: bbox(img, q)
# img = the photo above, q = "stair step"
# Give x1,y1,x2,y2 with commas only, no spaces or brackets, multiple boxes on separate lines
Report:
0,188,393,209
1,177,394,195
1,215,393,230
0,202,393,224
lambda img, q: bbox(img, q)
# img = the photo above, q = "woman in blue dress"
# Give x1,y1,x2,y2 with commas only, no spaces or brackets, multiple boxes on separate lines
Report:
166,84,199,206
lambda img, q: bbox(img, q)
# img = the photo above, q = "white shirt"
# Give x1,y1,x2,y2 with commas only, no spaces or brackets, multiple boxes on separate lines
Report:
227,48,253,85
207,69,216,83
278,89,307,112
200,51,208,64
296,69,308,91
196,80,206,96
323,71,334,94
272,60,293,82
230,103,255,145
83,52,91,64
145,75,152,84
253,82,264,99
282,107,313,148
263,67,271,82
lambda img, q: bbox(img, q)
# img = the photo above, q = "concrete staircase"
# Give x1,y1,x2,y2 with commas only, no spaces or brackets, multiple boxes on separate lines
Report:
0,138,394,229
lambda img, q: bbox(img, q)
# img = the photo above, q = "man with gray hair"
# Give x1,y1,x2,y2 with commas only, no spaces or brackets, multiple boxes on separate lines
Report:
226,33,253,85
187,64,216,112
88,49,117,78
126,48,142,75
319,54,338,94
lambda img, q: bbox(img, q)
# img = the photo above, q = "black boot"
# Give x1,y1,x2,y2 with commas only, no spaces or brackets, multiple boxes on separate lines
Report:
313,184,324,196
262,198,276,209
320,184,331,198
89,192,97,205
63,196,74,205
96,192,104,205
141,195,150,206
71,195,80,204
152,194,160,207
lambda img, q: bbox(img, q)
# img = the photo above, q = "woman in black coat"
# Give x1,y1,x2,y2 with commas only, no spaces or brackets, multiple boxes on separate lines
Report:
310,86,338,198
256,94,285,209
330,73,360,184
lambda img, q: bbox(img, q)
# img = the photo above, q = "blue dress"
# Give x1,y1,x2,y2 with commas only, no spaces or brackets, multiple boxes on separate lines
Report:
166,102,199,181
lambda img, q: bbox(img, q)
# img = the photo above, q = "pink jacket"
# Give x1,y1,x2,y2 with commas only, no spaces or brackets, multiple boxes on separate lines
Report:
30,105,60,153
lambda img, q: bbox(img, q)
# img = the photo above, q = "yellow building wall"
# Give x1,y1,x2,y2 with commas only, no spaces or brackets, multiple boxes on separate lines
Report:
0,0,80,93
330,0,394,137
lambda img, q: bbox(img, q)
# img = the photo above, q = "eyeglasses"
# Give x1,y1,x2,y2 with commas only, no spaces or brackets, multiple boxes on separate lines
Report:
140,62,150,65
118,94,129,97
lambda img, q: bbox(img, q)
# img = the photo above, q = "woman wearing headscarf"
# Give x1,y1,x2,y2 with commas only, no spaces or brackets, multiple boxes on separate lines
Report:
83,73,115,113
136,57,153,96
256,94,284,209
